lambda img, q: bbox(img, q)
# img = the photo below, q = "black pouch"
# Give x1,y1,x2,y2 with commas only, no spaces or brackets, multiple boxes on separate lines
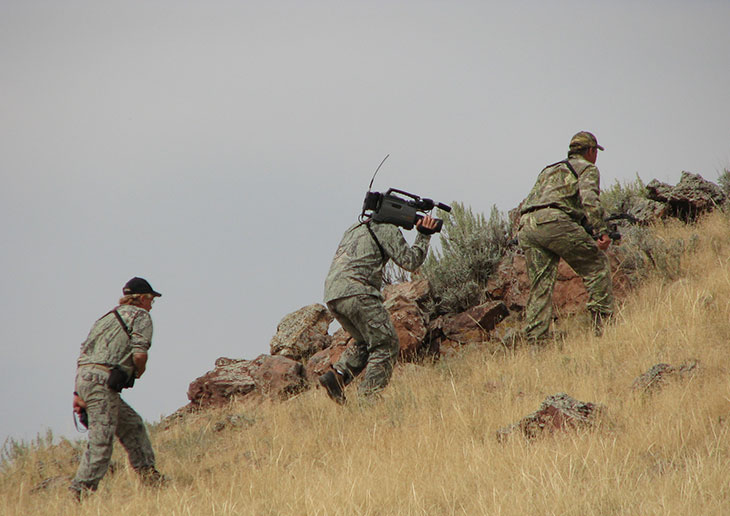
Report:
107,365,129,392
79,408,89,428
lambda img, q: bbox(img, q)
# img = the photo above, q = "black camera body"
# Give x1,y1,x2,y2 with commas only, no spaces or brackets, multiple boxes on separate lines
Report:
362,188,451,232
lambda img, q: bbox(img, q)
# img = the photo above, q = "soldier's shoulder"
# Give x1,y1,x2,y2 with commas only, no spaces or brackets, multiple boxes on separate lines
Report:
568,156,598,175
118,304,152,320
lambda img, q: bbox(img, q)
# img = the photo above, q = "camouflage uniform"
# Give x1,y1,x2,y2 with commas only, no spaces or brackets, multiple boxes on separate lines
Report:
70,305,157,495
324,221,431,396
518,134,613,341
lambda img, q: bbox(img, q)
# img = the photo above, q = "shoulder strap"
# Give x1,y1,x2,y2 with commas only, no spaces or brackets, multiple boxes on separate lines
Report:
365,222,387,263
112,309,133,339
545,159,579,179
96,309,135,367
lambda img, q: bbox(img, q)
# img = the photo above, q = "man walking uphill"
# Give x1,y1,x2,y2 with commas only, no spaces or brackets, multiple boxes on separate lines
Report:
518,131,614,341
70,277,164,500
319,212,439,404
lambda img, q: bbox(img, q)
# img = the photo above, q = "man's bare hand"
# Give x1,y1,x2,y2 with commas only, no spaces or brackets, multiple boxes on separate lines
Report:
73,393,87,415
416,215,439,234
596,234,611,251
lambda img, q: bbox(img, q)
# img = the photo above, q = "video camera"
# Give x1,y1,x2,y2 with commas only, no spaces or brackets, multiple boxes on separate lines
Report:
362,188,452,232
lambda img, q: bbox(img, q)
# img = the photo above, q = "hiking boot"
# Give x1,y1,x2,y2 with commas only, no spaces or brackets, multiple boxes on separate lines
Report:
318,370,346,405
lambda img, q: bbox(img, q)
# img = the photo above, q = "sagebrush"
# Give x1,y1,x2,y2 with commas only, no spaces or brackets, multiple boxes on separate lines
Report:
421,203,509,314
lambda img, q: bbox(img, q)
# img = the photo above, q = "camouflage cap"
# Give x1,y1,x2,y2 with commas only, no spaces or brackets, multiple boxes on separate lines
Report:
569,131,604,152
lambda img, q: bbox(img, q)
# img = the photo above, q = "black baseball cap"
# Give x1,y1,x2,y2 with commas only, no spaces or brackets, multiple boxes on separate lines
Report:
123,277,162,297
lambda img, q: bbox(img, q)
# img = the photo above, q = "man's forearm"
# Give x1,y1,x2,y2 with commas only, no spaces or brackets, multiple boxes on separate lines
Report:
133,353,148,378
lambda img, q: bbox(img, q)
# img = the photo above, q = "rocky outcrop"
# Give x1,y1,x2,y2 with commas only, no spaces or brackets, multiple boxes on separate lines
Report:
626,198,670,224
269,304,333,361
646,172,726,221
631,360,699,393
187,354,308,408
496,393,604,441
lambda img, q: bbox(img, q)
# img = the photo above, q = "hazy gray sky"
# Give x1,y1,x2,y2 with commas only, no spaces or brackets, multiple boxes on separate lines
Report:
2,1,729,445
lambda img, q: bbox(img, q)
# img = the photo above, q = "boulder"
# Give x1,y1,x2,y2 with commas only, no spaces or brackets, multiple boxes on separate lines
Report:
385,291,428,360
434,301,509,344
187,354,308,407
485,252,529,310
383,278,431,308
496,393,604,441
269,304,334,361
646,172,726,221
627,197,670,224
644,179,674,202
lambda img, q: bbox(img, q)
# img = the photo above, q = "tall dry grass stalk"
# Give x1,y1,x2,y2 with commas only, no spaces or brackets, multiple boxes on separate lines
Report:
2,212,729,515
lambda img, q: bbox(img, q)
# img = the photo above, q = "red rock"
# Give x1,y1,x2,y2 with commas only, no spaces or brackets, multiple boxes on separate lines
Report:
187,354,307,408
496,393,604,441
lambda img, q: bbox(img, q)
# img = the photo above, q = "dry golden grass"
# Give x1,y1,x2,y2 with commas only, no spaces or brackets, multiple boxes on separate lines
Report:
3,212,730,515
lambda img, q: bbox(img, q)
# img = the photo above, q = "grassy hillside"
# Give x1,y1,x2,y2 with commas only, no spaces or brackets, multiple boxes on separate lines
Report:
2,212,729,515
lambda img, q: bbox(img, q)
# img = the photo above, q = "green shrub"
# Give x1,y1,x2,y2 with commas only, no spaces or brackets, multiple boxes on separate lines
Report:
600,175,647,215
422,203,509,315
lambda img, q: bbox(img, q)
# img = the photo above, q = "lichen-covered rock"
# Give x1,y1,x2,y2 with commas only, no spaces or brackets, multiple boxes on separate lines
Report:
497,393,604,441
269,304,334,361
646,172,726,221
187,354,308,407
631,360,699,393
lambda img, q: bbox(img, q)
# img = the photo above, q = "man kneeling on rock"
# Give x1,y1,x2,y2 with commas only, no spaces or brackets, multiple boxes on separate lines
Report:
319,211,439,404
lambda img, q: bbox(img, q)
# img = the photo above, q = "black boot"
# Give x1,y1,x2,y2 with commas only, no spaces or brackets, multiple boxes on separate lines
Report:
318,369,346,405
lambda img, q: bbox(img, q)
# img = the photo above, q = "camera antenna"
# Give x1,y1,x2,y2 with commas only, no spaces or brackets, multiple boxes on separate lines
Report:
368,154,389,191
359,154,390,224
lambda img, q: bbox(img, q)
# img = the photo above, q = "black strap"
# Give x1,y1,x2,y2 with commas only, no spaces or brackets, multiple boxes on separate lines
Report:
365,222,387,263
112,309,132,339
546,159,579,179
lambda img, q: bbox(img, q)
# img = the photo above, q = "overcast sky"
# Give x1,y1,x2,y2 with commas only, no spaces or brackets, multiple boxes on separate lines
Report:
2,1,729,446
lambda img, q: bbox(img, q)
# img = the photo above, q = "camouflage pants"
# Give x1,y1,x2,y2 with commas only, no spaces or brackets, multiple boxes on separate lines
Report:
518,209,614,340
70,367,156,493
327,294,399,398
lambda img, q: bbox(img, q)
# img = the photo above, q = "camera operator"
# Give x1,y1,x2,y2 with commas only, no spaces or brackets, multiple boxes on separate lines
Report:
69,277,165,500
319,215,439,404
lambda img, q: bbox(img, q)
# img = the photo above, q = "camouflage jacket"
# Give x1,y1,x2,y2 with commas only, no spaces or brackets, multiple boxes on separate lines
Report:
520,155,608,235
76,305,153,378
324,221,431,302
